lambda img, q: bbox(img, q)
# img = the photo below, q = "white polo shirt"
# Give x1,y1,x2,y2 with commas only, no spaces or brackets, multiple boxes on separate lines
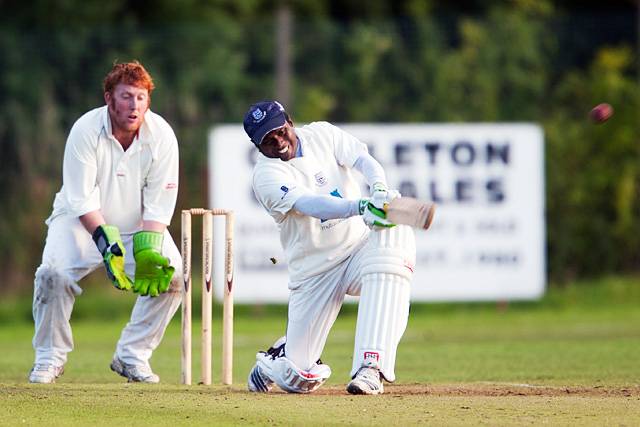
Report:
252,121,369,283
48,106,179,234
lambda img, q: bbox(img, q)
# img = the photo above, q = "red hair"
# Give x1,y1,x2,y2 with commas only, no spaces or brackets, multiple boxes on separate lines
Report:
103,60,155,95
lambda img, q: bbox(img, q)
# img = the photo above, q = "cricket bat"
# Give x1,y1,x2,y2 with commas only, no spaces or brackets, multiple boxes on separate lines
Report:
385,197,436,230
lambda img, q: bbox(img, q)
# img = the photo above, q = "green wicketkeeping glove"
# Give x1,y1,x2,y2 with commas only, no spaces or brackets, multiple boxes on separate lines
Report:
92,225,134,291
132,231,175,297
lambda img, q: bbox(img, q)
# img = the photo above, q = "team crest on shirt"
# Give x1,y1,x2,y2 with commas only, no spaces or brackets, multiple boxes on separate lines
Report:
280,185,290,200
314,171,328,186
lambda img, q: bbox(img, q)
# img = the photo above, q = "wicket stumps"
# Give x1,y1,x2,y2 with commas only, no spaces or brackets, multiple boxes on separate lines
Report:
181,208,234,385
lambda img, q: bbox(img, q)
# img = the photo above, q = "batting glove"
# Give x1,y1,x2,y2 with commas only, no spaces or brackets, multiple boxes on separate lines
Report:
92,225,134,291
132,231,175,297
370,182,401,210
358,199,396,229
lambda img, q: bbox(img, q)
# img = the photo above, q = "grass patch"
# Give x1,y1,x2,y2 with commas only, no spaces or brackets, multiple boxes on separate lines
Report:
1,274,639,425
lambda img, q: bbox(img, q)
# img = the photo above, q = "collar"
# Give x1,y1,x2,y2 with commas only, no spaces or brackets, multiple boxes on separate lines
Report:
101,105,154,147
295,135,303,157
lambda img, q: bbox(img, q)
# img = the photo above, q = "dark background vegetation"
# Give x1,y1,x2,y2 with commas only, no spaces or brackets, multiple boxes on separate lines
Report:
0,0,638,292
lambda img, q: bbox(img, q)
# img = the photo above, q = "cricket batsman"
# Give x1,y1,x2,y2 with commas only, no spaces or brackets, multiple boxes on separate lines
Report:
243,101,416,395
29,61,182,384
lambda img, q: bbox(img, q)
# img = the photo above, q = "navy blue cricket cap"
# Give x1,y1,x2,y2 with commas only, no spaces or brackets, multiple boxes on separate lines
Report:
243,101,287,146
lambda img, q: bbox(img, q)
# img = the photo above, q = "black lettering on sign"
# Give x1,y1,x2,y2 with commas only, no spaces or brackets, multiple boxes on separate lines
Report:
423,143,441,166
451,142,475,166
429,180,443,203
395,143,412,165
486,179,505,203
425,178,507,204
478,252,519,265
455,179,473,202
486,143,510,165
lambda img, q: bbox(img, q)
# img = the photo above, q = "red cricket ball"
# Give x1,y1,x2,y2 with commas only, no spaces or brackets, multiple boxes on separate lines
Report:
589,103,613,123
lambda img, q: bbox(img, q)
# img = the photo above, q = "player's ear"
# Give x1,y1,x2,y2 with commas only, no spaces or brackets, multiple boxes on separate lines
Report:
104,91,111,105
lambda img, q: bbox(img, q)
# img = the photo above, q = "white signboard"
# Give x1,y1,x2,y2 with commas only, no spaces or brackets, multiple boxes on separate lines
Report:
209,124,545,303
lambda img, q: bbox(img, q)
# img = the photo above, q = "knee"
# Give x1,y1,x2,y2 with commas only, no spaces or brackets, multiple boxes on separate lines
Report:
34,265,82,304
164,264,184,293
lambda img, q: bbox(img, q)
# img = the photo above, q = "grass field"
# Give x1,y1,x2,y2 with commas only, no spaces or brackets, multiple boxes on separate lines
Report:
1,275,639,425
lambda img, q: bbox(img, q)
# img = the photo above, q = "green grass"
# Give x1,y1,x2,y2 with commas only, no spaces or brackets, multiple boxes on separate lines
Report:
1,275,639,425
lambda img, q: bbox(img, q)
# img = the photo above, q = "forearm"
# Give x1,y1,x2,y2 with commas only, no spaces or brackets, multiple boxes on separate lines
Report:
81,212,166,234
79,210,106,234
142,220,167,233
353,152,387,189
294,194,361,219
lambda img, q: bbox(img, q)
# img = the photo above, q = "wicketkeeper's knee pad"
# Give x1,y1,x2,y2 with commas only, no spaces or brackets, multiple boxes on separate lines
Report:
271,356,331,394
34,264,82,304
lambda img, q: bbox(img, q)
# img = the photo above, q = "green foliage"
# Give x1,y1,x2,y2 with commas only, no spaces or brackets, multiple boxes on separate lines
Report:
0,2,637,292
546,46,640,279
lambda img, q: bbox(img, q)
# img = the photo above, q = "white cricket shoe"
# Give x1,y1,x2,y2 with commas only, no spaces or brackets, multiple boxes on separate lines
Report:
29,364,64,384
110,357,160,383
346,366,384,395
247,363,274,392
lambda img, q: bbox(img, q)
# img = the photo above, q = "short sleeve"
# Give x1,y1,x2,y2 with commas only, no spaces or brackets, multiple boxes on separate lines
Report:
62,121,101,216
252,163,309,223
142,122,179,225
315,122,368,167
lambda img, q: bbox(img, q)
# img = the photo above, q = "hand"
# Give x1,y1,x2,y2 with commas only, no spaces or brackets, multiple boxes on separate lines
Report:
92,225,134,291
133,231,175,297
358,199,396,229
370,182,401,210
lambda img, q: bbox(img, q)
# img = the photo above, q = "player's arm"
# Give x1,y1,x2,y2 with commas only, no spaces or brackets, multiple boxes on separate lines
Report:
142,220,166,233
63,124,133,291
134,127,179,297
352,151,436,229
79,210,106,234
80,210,134,292
352,151,387,192
292,194,392,228
293,195,361,219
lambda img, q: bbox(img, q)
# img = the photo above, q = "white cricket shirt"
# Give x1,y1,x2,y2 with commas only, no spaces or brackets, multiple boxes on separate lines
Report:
252,121,369,283
48,106,179,233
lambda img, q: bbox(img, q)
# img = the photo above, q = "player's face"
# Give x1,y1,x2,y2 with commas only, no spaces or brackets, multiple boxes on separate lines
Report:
258,121,298,161
105,83,150,135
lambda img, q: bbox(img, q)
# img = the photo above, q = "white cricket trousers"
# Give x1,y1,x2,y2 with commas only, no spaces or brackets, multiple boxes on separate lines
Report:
32,214,182,368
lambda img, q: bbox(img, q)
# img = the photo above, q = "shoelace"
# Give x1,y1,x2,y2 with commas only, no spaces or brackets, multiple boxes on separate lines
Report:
357,368,381,387
263,343,324,366
265,342,286,360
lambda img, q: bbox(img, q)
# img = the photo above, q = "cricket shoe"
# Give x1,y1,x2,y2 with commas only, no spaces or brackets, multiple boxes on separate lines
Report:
346,366,384,395
247,337,286,392
28,363,64,384
247,363,274,392
110,356,159,383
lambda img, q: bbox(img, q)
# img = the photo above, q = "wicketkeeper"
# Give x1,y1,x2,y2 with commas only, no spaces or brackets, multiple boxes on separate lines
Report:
29,61,182,384
244,101,416,395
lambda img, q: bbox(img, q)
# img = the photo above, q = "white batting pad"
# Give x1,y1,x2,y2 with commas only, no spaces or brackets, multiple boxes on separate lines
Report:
351,272,411,382
352,225,415,382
